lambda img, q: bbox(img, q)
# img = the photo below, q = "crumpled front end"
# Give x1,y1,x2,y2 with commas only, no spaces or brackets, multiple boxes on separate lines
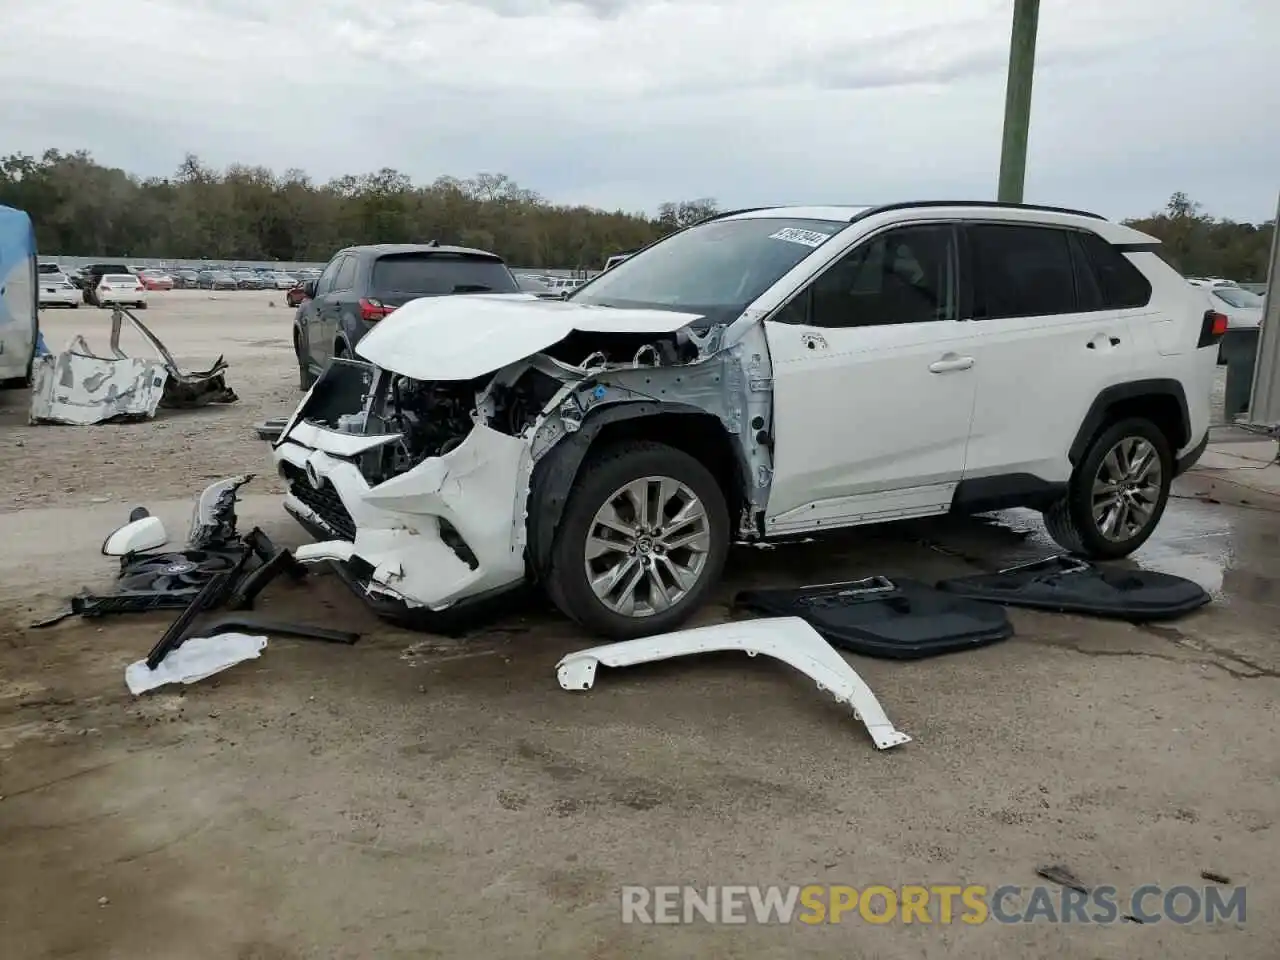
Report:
271,294,776,617
273,364,533,611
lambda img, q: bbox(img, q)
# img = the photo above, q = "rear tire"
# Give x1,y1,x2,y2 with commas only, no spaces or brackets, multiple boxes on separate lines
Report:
544,441,730,639
1043,417,1173,560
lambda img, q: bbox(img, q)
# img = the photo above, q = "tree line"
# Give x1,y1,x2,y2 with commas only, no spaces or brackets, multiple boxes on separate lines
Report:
0,150,1272,278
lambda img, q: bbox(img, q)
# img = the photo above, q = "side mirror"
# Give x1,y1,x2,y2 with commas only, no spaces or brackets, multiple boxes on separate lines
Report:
302,280,317,299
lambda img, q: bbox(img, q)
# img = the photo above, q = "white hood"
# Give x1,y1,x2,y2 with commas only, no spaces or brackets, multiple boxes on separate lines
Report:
355,293,704,381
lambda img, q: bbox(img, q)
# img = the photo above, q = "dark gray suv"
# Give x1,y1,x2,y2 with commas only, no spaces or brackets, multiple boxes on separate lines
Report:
292,243,520,388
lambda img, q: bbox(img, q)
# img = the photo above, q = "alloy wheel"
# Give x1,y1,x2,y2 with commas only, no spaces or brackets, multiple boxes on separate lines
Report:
583,475,712,617
1091,436,1163,542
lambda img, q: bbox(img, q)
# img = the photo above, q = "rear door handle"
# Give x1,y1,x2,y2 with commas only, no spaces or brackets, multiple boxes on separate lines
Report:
929,354,974,373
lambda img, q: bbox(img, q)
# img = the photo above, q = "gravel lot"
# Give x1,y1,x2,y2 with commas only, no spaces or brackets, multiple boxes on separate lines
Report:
0,291,1275,959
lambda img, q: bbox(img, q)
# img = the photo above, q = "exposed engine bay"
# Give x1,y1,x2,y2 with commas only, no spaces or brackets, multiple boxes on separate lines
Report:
271,293,776,614
292,328,707,487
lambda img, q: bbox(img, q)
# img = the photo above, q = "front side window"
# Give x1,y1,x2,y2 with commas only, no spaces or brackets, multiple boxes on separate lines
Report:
776,224,957,328
969,223,1077,320
569,216,845,325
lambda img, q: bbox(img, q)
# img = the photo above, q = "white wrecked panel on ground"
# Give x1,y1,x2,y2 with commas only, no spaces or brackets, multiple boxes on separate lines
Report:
29,306,236,425
554,617,912,751
29,335,168,425
125,633,268,695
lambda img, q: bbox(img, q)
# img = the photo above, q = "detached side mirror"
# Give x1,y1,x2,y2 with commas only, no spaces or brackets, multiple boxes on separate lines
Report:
302,280,317,299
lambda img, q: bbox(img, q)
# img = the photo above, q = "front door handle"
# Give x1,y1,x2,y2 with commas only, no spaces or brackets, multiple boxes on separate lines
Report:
929,354,974,373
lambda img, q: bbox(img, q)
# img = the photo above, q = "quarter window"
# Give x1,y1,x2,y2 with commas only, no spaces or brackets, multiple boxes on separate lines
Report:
315,255,344,295
1077,231,1153,309
968,223,1077,319
333,255,357,291
777,224,957,328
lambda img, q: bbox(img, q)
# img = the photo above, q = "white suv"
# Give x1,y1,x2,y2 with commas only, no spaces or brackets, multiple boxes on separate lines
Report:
271,202,1220,639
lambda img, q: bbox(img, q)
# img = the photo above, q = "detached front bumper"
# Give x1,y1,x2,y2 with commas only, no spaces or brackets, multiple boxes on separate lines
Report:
273,421,533,612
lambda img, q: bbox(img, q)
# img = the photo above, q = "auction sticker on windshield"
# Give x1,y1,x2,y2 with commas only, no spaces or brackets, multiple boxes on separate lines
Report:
769,227,833,247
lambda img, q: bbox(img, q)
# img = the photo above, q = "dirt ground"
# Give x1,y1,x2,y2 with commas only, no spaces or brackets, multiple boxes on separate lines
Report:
1,291,1277,959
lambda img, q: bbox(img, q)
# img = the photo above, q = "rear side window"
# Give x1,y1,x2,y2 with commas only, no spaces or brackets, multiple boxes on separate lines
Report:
1075,231,1153,309
968,223,1077,319
369,253,518,296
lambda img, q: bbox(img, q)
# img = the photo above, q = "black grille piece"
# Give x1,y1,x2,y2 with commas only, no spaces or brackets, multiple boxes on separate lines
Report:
282,463,356,540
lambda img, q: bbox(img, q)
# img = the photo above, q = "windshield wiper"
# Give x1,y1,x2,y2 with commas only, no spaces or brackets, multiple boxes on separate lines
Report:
451,284,493,293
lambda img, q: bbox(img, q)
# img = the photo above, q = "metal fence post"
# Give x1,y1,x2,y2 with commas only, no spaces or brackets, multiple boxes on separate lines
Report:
1247,190,1280,428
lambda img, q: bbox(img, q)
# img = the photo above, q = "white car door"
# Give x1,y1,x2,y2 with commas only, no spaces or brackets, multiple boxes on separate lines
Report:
764,223,980,536
960,222,1138,487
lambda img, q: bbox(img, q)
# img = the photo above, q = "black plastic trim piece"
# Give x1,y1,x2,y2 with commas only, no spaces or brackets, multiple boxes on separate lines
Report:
951,474,1068,514
1112,242,1162,254
850,200,1106,224
936,556,1211,622
1068,379,1191,465
1174,431,1209,476
196,615,359,645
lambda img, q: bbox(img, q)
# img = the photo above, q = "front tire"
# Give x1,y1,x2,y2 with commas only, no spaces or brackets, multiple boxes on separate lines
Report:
545,441,729,639
1043,417,1173,560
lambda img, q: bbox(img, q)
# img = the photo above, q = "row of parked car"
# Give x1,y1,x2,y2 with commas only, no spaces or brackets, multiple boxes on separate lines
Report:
36,261,326,309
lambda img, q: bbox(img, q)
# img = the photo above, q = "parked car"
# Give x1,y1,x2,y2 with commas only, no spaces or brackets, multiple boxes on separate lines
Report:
38,272,80,308
515,274,562,299
96,273,148,308
544,277,585,295
267,271,295,290
171,269,201,289
232,270,265,290
292,242,520,387
139,270,174,291
286,279,310,308
38,261,62,276
271,201,1220,639
80,263,134,305
198,270,239,290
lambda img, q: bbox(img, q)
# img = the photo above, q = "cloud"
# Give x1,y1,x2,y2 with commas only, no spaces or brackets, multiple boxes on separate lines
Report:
1,0,1277,221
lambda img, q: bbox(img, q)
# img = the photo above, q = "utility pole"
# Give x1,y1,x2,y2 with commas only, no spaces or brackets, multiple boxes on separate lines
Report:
1247,190,1280,427
997,0,1040,203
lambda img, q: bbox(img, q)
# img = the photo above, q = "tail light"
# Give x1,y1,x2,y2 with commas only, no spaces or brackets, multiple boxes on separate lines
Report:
360,297,396,321
1197,310,1229,348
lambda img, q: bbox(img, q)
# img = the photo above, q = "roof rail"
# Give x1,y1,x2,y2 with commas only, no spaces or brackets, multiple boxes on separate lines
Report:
849,200,1106,223
697,206,772,224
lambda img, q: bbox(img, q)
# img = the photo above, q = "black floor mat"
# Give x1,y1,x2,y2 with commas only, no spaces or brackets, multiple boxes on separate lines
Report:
734,577,1013,660
935,555,1211,621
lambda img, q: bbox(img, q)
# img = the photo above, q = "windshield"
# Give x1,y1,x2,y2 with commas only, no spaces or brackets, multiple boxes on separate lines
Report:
569,216,845,323
369,253,518,296
1214,287,1263,309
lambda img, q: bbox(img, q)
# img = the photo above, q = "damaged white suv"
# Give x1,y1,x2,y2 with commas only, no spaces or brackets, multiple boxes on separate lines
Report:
271,202,1220,639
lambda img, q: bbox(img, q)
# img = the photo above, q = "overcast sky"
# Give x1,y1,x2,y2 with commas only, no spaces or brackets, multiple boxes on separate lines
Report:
3,0,1278,221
